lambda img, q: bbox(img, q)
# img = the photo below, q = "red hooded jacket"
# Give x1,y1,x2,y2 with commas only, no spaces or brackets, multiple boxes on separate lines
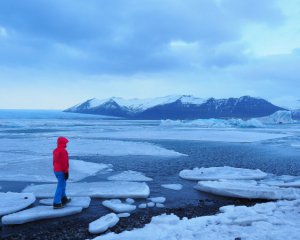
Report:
53,137,69,173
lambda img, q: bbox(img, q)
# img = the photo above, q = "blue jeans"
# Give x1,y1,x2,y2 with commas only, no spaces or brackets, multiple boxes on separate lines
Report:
54,172,66,204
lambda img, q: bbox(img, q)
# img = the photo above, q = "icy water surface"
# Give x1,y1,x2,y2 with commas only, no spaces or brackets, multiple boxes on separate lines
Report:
0,110,300,215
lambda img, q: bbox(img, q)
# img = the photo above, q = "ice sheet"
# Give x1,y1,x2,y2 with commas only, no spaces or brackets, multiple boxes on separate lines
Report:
179,166,268,181
92,200,300,240
195,180,300,200
0,138,185,158
0,154,111,182
102,199,136,213
39,197,91,208
22,181,150,198
95,129,289,143
0,192,36,216
2,206,83,225
89,213,119,234
107,171,152,182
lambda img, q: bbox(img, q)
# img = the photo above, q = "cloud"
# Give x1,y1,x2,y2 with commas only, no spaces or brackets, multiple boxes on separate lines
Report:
0,0,285,74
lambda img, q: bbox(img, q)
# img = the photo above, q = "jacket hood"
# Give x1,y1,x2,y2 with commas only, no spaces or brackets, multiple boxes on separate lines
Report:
57,136,69,148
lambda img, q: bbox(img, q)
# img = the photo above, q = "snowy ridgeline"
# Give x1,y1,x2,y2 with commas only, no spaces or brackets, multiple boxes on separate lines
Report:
92,200,300,240
161,110,297,128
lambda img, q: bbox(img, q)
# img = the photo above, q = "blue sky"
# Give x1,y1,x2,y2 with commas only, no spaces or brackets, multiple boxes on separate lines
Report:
0,0,299,109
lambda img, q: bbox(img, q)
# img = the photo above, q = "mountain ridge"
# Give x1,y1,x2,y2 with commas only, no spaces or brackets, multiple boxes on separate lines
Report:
65,95,285,119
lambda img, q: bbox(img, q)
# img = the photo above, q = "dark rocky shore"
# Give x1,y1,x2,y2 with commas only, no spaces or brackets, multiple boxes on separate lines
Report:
1,198,267,240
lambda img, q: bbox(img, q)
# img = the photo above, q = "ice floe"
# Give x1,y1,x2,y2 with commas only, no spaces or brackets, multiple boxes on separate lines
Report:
102,199,136,213
138,203,147,209
161,184,183,190
92,200,300,240
147,202,155,207
117,213,130,218
2,206,83,225
156,203,165,208
0,153,111,182
195,179,300,200
39,197,91,208
149,197,166,203
107,171,152,182
125,198,135,204
0,192,36,216
89,213,119,234
260,175,300,188
22,181,150,198
179,166,268,181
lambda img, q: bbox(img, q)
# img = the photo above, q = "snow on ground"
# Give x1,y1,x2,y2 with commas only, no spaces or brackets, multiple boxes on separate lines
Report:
161,184,183,191
39,197,91,208
0,192,36,216
92,200,300,240
0,138,185,158
107,171,152,182
0,153,111,182
89,213,119,234
2,206,83,225
195,179,300,200
102,199,136,213
96,129,289,143
22,181,150,198
179,166,268,181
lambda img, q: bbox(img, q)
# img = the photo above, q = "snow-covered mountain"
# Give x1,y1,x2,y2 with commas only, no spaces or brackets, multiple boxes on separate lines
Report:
65,95,285,119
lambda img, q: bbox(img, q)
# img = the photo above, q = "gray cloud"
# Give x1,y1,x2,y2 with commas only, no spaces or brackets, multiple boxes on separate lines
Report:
0,0,285,74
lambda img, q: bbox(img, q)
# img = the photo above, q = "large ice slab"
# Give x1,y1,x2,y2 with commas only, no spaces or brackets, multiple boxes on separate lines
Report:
107,171,152,182
23,181,150,198
2,206,83,225
0,153,111,182
89,213,119,234
0,192,36,216
92,200,300,240
179,166,268,181
102,199,136,213
194,180,300,200
39,197,91,208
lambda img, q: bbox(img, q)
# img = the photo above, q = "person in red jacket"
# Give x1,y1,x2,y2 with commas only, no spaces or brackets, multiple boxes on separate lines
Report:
53,136,71,209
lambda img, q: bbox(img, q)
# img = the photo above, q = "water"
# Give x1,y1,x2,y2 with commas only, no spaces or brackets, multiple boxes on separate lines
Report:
0,110,300,211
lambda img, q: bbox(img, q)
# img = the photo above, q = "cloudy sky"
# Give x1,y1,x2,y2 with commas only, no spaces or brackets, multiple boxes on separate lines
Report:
0,0,299,109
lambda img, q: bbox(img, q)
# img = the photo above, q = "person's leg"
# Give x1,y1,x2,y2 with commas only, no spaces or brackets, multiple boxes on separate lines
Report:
61,174,66,198
54,172,66,204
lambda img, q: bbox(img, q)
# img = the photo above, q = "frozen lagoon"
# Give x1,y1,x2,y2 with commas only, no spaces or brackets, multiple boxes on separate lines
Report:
1,110,300,238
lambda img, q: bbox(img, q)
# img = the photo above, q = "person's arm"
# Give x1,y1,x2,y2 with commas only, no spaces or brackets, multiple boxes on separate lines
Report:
61,150,69,180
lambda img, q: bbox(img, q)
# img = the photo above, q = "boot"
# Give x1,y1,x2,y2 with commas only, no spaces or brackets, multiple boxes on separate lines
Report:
61,196,71,206
53,203,64,209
